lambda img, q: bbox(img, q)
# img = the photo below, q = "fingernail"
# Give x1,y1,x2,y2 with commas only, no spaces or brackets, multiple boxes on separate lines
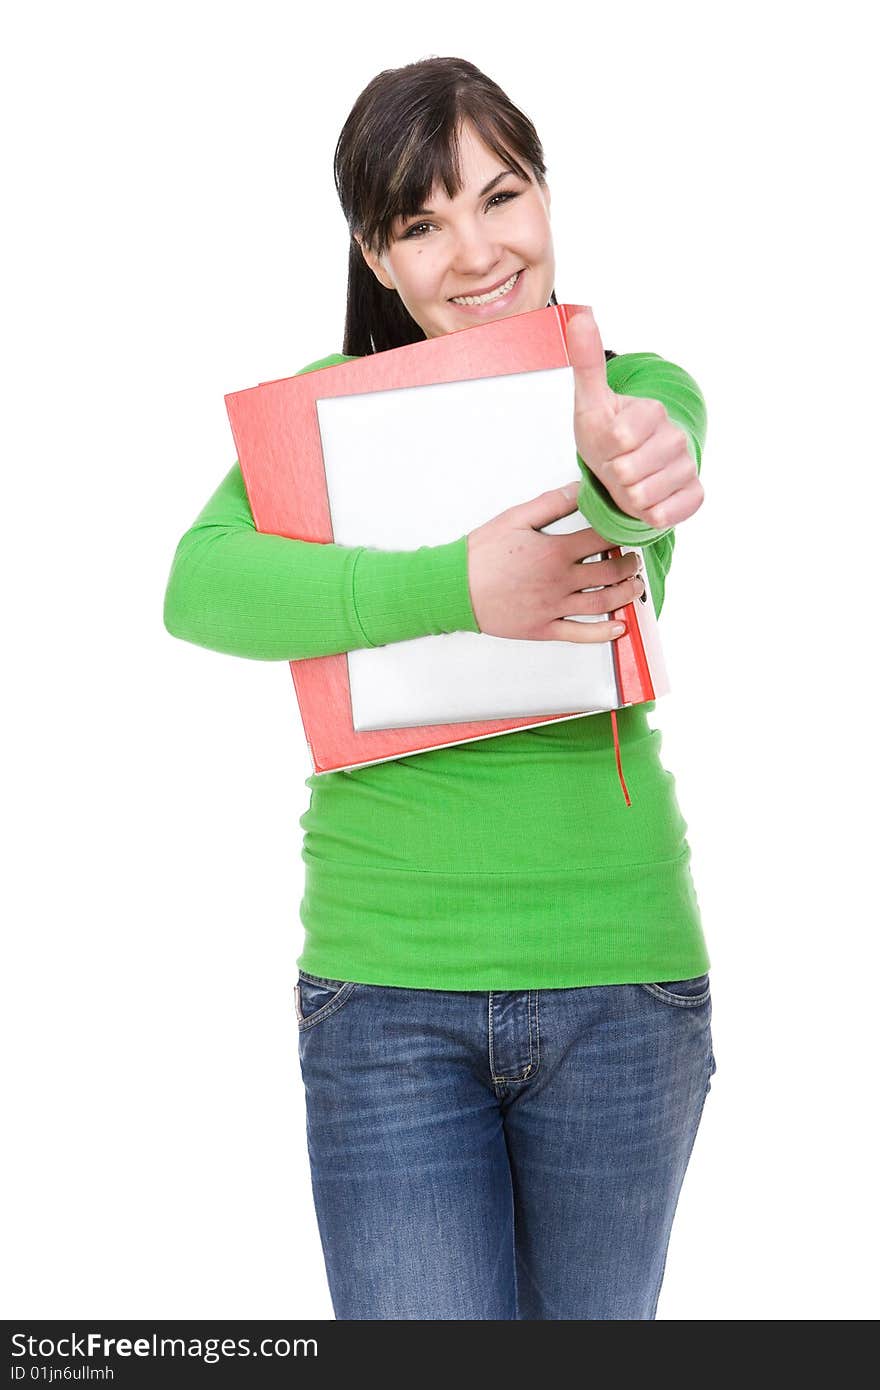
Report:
612,622,627,636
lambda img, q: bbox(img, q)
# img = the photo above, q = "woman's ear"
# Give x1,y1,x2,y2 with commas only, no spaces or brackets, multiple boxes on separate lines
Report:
354,232,395,292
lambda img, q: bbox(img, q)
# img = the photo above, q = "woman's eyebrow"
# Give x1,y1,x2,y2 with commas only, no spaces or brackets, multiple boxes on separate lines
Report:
405,169,524,219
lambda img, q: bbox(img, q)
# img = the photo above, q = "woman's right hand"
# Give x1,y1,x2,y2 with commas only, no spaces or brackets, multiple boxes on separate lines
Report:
465,481,645,643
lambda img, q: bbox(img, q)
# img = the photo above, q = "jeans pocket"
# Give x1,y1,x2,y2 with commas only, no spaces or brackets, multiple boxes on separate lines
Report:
639,972,711,1008
295,972,358,1030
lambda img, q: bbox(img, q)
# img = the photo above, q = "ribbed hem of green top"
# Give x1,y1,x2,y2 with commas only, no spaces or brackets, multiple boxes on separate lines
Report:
351,534,481,647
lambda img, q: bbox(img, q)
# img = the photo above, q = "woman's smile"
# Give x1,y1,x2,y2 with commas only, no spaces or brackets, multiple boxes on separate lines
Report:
449,267,526,314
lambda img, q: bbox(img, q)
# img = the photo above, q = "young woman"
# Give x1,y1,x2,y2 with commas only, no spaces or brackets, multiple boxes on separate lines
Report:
164,55,717,1320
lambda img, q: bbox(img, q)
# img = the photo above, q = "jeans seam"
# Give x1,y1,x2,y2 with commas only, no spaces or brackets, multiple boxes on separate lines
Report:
488,992,540,1083
648,1052,714,1318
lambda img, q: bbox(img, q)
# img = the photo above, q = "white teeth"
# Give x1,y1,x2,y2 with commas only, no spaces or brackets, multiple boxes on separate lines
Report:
451,270,520,305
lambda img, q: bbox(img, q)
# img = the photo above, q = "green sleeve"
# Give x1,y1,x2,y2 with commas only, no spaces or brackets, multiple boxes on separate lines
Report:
162,354,480,661
574,351,707,619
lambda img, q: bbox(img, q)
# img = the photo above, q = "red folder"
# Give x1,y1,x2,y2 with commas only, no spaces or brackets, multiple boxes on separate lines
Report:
224,303,657,778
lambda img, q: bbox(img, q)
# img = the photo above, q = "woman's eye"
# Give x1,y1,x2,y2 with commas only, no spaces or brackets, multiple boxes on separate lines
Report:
402,190,519,239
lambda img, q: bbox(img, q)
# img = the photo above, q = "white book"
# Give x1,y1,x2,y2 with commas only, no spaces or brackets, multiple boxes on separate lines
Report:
316,365,668,733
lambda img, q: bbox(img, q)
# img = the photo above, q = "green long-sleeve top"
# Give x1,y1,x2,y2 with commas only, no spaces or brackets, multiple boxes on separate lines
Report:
163,349,710,989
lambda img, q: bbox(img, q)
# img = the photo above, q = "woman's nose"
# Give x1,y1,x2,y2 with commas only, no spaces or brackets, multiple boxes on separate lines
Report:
449,225,505,271
450,253,506,283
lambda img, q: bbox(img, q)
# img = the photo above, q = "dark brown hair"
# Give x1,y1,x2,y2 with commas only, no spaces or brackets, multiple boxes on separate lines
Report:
333,55,617,363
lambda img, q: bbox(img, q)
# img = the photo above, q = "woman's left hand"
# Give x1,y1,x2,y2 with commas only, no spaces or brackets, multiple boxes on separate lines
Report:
568,306,704,531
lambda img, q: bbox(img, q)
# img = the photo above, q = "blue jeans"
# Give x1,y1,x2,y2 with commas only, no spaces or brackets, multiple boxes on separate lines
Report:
295,972,717,1320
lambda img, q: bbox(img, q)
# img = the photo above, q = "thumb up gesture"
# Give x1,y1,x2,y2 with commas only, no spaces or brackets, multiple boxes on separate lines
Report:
569,307,704,531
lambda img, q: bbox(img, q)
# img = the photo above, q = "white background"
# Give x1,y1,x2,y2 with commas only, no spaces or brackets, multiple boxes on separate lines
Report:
4,0,877,1321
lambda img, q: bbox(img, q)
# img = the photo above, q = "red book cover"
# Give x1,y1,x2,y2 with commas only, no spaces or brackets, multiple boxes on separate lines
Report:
224,303,661,775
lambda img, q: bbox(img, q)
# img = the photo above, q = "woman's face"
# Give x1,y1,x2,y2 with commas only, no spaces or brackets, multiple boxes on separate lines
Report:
357,120,555,340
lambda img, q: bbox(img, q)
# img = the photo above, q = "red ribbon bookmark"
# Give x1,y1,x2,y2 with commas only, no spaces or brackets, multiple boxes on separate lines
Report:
610,708,632,807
